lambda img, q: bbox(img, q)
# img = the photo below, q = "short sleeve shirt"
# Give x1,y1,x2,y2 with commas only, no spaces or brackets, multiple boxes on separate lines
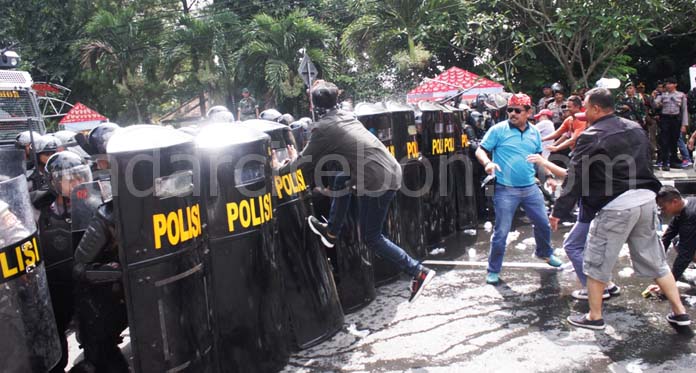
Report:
480,120,542,187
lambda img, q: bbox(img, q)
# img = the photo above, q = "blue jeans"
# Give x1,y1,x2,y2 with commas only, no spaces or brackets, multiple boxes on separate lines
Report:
678,136,693,162
563,221,590,286
489,184,553,274
328,186,421,277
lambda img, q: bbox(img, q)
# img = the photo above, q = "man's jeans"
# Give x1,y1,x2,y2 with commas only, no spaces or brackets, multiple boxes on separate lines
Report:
678,136,693,162
489,184,553,274
563,222,590,286
327,176,421,277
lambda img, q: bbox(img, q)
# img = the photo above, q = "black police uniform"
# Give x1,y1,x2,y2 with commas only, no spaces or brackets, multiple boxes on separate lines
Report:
71,200,129,373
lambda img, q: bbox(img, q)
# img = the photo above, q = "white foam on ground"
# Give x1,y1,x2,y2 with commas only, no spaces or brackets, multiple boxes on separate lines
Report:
522,237,536,246
506,230,520,245
464,229,477,236
484,221,493,232
515,243,527,251
562,222,574,227
618,267,634,278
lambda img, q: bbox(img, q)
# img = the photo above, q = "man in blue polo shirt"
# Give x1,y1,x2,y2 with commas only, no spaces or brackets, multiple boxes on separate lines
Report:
475,93,563,285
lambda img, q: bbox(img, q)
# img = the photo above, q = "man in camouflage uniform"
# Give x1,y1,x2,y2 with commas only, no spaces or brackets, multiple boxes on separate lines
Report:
616,82,646,127
237,88,259,121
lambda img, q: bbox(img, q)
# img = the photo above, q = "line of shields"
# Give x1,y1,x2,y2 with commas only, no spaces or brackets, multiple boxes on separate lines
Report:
0,102,482,372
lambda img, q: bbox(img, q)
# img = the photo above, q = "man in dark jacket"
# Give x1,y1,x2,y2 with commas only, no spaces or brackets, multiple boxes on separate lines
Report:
656,186,696,283
550,87,690,330
278,80,435,302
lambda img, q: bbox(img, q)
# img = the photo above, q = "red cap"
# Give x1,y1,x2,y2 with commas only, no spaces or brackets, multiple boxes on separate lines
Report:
534,109,553,120
508,93,532,107
574,112,587,121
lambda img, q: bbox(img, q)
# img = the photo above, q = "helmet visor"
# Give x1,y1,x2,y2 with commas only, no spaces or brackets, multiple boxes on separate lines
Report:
51,164,93,197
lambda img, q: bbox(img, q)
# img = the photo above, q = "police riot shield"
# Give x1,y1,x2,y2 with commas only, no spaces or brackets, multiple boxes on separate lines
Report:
418,101,445,249
240,119,344,350
441,105,457,238
355,103,401,285
70,180,112,233
386,102,426,260
0,149,61,372
107,125,214,373
450,108,478,229
195,122,289,371
449,108,478,230
311,182,375,313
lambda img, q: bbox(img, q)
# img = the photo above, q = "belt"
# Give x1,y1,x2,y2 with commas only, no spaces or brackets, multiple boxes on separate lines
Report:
662,113,679,117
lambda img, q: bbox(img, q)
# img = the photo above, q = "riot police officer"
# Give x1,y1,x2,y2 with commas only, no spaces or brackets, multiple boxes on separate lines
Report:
206,105,235,123
14,130,41,167
70,124,128,372
39,151,93,372
29,135,62,192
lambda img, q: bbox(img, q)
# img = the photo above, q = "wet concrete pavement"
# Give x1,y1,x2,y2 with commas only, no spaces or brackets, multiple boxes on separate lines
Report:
283,216,696,372
65,214,696,372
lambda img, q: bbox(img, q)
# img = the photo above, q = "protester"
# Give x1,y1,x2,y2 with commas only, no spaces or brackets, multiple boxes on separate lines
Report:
528,154,621,300
542,95,586,154
475,93,563,285
550,87,689,330
278,80,435,302
533,109,555,159
655,186,696,283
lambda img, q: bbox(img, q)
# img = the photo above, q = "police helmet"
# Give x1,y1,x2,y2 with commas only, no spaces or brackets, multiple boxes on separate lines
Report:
15,131,41,149
45,151,92,197
87,123,119,155
32,135,62,155
259,108,282,122
551,82,564,94
278,113,295,125
53,130,77,145
312,82,339,109
206,105,235,122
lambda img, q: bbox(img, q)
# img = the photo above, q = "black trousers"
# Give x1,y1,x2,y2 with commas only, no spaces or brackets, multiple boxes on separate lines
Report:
660,114,681,165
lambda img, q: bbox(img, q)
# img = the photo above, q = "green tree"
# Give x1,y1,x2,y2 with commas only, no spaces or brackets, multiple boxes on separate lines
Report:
499,0,667,89
80,7,166,122
341,0,463,72
236,10,335,112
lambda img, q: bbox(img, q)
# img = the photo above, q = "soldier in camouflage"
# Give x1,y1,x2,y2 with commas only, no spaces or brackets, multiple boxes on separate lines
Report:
237,88,259,121
616,82,647,127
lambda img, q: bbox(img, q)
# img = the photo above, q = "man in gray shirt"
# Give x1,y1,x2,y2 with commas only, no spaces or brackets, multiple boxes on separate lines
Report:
279,81,435,302
654,77,689,171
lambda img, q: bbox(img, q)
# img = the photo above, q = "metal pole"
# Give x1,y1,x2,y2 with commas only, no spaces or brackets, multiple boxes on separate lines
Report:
306,53,315,122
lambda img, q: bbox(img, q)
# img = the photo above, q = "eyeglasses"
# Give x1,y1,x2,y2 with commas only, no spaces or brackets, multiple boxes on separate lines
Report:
506,108,524,114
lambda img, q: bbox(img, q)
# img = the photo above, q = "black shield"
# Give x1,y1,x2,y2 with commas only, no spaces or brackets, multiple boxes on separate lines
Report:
195,122,290,371
441,106,457,237
241,120,345,350
418,101,445,249
386,102,426,260
0,149,61,372
107,125,214,373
